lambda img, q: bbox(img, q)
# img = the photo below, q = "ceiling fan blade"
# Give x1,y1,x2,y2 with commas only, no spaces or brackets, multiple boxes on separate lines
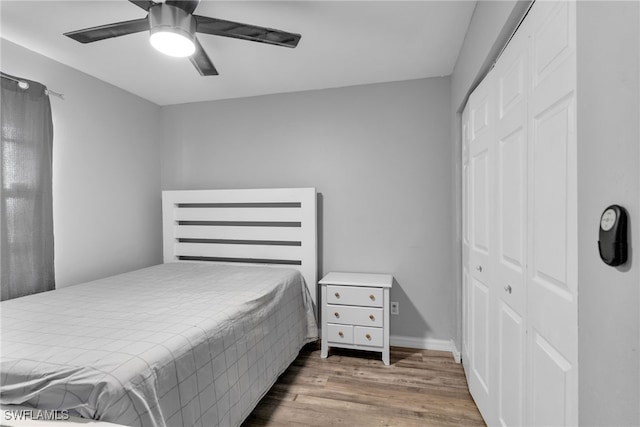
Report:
64,18,150,43
166,0,200,15
128,0,157,12
194,15,301,48
189,38,219,76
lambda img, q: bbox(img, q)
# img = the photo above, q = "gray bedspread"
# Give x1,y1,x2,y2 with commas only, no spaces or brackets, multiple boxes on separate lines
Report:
0,263,317,427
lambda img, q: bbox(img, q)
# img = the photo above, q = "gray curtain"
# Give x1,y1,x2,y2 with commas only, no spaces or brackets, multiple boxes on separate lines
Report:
1,72,54,301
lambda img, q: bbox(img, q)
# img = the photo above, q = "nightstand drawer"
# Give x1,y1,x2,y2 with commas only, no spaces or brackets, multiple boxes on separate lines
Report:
327,305,383,327
326,285,383,307
354,326,383,347
326,324,354,344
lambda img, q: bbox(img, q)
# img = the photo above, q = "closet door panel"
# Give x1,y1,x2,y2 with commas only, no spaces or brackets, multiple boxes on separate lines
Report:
469,88,492,261
494,18,529,427
471,150,490,256
496,124,527,427
527,1,578,425
498,129,526,275
531,102,571,293
471,276,490,392
529,96,577,426
463,266,470,360
498,302,524,427
497,53,526,276
469,83,493,283
530,332,572,427
462,107,471,363
465,73,496,424
463,123,470,248
531,0,573,88
495,11,529,313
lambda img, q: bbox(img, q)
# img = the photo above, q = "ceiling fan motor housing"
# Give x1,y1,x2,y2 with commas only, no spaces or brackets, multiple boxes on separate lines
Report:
149,4,196,46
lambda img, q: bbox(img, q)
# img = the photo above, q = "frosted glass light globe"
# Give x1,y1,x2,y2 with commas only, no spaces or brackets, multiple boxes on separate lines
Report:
150,30,195,57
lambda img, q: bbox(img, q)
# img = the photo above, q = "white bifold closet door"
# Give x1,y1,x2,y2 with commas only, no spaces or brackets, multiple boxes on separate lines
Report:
461,1,578,426
464,56,495,420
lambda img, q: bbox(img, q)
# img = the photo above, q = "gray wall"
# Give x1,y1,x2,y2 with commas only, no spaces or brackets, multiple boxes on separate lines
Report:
1,39,163,287
160,78,455,343
576,2,640,425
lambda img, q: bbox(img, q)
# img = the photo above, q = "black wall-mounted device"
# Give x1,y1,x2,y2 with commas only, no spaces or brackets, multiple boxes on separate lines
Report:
598,205,628,266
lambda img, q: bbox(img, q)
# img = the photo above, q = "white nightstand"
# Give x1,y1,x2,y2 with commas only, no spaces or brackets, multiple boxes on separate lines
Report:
319,272,393,365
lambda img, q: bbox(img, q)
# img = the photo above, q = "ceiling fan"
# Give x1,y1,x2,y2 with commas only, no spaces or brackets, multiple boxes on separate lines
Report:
64,0,301,76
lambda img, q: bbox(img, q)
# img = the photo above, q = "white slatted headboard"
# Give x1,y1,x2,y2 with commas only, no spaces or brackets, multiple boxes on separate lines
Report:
162,188,318,306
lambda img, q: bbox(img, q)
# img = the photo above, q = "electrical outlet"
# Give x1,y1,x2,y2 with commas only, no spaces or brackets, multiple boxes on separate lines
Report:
390,301,399,315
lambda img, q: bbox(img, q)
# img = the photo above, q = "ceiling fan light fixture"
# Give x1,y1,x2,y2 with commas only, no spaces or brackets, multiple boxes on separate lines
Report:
150,29,195,57
148,4,197,58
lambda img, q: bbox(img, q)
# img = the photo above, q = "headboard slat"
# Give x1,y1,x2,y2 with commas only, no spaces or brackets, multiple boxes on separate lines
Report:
177,202,301,208
175,207,302,222
177,256,302,266
177,220,300,227
175,225,303,241
175,242,303,260
177,238,301,246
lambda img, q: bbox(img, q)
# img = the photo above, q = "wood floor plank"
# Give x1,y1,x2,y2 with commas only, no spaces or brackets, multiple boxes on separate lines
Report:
266,380,483,426
243,342,485,426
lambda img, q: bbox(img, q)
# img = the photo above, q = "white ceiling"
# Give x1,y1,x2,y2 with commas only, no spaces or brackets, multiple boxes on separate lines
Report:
0,1,476,106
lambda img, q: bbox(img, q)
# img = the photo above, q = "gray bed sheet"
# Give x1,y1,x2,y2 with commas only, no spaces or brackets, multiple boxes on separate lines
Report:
0,263,318,427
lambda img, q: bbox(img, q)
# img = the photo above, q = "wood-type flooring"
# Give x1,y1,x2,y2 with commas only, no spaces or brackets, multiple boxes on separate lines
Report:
243,343,485,426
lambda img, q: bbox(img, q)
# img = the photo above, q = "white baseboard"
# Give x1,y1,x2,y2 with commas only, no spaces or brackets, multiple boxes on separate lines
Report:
390,335,461,364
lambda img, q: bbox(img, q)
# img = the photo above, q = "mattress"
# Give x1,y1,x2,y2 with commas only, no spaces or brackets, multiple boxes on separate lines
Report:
0,262,318,427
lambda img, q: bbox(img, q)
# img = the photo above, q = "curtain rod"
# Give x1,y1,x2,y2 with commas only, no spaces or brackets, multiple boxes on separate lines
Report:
1,74,65,100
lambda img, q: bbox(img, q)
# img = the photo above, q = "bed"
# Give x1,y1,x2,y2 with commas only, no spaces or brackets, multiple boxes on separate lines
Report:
0,188,318,427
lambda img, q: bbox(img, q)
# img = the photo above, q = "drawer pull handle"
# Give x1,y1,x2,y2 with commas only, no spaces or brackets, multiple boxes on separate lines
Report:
334,312,340,318
335,292,340,298
369,294,375,301
365,334,371,340
338,331,344,338
369,314,375,321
